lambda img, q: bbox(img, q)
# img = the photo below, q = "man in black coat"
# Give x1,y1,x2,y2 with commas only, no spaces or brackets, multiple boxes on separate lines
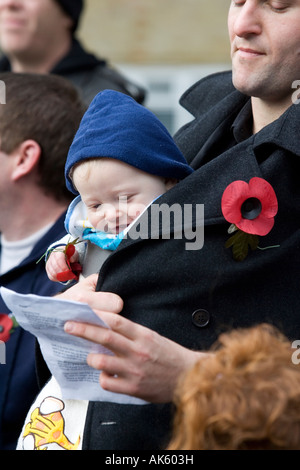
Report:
40,0,300,450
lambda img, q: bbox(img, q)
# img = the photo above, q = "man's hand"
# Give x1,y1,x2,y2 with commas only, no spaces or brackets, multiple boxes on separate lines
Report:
64,303,205,403
57,274,124,313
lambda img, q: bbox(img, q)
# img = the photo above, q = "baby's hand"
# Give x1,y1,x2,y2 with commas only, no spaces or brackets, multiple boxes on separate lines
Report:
46,244,82,282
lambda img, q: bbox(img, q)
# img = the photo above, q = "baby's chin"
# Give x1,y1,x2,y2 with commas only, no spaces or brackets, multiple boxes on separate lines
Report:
113,224,130,234
101,223,130,234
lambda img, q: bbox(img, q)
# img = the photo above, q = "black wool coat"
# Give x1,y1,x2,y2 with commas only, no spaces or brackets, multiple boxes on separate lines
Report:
46,72,300,450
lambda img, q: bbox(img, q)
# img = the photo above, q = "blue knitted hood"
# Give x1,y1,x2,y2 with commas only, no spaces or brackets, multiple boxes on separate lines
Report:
65,90,193,194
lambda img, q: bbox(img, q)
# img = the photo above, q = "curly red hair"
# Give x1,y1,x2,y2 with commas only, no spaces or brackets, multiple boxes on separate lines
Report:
168,323,300,450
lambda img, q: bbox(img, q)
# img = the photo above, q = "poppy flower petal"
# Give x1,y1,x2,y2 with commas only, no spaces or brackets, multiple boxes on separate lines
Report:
57,270,78,282
0,314,14,342
237,213,275,236
65,243,76,259
70,262,82,276
248,177,278,218
0,330,10,342
221,180,250,223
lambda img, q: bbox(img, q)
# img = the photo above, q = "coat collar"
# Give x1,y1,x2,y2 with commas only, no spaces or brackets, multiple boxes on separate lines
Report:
118,77,300,251
118,137,261,252
253,103,300,157
178,71,300,159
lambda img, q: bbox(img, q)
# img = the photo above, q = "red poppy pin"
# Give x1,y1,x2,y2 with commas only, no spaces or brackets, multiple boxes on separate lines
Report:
56,241,82,283
0,314,18,343
221,177,278,261
37,238,83,282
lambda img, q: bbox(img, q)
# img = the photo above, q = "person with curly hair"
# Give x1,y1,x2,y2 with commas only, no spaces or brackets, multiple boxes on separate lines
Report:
168,323,300,450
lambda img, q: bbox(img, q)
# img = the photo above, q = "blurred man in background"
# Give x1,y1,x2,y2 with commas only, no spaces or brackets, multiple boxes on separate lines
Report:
0,0,145,104
0,72,85,449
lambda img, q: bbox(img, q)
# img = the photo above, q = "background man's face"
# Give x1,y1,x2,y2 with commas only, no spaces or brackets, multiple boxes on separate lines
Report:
0,0,71,59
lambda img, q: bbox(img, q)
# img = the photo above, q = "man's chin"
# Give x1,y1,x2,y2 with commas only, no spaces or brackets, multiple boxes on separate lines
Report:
232,73,255,97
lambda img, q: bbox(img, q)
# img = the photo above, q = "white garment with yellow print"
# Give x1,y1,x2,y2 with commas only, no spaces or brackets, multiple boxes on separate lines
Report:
17,376,88,450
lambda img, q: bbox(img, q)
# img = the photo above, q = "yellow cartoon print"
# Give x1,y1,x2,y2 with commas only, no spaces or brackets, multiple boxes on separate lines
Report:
22,396,80,450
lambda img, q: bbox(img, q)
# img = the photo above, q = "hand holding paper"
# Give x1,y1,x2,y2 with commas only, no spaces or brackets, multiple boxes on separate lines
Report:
0,286,146,404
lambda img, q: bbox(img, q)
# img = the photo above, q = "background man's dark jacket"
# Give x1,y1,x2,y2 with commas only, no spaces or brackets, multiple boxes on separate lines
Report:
0,213,69,450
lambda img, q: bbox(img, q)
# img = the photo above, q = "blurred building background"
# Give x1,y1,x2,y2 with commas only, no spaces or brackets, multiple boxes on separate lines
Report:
78,0,231,134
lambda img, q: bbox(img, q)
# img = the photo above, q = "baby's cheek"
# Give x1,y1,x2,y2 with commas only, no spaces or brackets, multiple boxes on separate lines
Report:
128,203,147,219
88,212,102,229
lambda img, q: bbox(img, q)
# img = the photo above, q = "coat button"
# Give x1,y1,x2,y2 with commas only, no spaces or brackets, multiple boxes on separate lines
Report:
192,309,210,328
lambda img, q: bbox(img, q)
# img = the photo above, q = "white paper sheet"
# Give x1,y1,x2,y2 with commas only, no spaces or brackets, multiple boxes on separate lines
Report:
0,287,147,404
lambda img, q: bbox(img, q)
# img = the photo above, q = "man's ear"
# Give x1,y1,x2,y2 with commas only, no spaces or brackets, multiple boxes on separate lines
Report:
11,140,41,181
60,8,74,33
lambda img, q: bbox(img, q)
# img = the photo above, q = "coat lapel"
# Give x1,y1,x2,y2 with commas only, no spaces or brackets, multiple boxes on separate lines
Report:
119,138,262,251
119,91,300,251
253,103,300,157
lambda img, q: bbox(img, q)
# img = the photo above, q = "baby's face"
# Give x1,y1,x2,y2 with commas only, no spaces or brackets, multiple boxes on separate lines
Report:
72,158,174,234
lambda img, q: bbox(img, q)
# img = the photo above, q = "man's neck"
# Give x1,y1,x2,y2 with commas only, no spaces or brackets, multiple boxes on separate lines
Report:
251,96,292,134
1,192,68,242
9,36,72,74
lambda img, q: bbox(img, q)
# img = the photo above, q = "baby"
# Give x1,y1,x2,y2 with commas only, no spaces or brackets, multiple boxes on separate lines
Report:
45,89,193,282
